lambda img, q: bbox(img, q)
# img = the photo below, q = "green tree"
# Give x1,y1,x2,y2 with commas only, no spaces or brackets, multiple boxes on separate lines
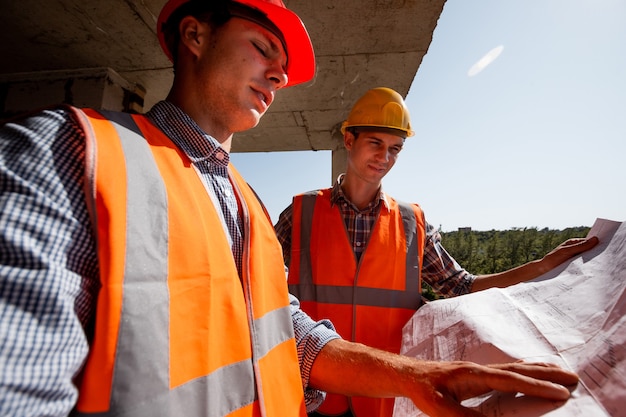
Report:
440,226,591,275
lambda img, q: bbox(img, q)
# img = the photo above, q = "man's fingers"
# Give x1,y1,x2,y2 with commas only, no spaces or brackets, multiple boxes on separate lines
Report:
485,363,577,400
490,362,579,386
564,236,599,250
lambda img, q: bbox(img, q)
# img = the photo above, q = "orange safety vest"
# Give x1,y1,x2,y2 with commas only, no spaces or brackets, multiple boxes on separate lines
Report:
69,107,306,417
288,189,425,417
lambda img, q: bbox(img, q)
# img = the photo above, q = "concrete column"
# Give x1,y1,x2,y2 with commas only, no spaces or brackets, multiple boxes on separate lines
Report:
0,67,145,121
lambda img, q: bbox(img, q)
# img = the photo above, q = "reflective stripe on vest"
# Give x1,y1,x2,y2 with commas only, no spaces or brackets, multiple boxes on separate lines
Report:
70,108,305,417
294,193,422,309
287,189,425,417
290,190,424,310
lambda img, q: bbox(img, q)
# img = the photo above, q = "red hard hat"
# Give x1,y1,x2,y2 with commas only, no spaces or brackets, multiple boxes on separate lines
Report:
157,0,315,87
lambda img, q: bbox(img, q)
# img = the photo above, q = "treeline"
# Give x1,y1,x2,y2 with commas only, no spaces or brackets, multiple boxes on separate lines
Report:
422,226,591,300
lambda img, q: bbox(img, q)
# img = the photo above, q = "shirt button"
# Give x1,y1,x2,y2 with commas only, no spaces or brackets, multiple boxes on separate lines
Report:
216,152,225,160
356,242,362,247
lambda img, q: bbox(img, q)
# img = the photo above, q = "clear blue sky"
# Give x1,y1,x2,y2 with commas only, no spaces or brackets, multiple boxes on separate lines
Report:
231,0,626,232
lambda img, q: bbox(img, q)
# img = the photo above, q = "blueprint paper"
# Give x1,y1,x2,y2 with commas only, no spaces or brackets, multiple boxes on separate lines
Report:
394,218,625,417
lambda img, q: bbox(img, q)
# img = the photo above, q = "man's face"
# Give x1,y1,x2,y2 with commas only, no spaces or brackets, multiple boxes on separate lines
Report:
345,130,405,186
193,16,288,136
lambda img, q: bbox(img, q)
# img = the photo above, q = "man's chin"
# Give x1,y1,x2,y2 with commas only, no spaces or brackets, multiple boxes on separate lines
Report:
234,112,263,133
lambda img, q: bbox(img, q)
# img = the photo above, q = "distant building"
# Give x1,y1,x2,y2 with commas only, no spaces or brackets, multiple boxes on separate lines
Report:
458,227,472,233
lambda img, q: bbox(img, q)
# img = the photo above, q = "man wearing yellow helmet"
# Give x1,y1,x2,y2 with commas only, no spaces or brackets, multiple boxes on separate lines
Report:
276,87,598,417
1,1,589,416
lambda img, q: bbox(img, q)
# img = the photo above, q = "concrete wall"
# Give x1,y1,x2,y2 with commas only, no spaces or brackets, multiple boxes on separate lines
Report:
1,68,144,121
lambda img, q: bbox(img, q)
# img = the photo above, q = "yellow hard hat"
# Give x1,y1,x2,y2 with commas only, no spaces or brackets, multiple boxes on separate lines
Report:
341,87,414,137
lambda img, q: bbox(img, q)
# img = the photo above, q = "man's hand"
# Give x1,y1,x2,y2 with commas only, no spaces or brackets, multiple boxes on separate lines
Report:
542,236,599,270
406,360,578,417
310,339,578,417
471,235,599,292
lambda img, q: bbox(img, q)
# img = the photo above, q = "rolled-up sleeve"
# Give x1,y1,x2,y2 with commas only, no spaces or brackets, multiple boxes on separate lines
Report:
421,222,476,297
289,293,341,412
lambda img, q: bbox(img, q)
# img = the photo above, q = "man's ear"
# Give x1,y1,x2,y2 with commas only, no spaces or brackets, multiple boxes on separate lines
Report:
344,131,355,150
179,15,208,59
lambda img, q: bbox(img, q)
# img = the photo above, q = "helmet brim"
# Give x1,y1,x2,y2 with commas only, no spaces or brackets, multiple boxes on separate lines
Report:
157,0,316,87
237,0,315,87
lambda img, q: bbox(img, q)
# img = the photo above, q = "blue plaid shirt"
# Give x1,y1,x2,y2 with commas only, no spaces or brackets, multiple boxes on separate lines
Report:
0,102,337,416
275,175,476,298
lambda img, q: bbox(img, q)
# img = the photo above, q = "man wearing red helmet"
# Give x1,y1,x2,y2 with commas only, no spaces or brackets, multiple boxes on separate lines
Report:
0,1,581,416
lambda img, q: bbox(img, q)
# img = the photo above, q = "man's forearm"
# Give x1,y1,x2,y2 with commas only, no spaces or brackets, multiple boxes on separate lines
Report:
470,236,598,292
308,338,578,417
308,338,415,399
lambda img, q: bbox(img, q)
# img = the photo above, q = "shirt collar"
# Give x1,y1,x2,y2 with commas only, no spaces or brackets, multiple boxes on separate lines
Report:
330,173,390,212
146,100,230,167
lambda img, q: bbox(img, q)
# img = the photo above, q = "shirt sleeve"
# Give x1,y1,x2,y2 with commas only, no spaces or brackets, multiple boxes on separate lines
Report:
0,108,100,416
421,221,476,297
278,202,339,411
289,293,341,412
